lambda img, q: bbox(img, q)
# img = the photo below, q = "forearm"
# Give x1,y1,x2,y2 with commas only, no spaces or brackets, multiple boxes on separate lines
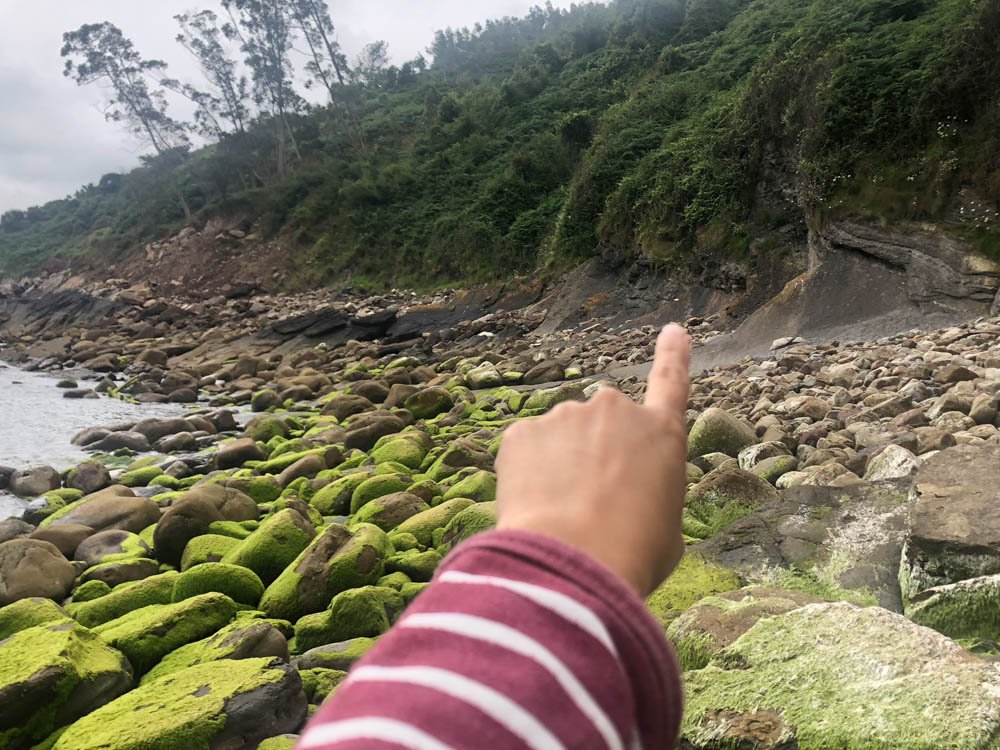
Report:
299,530,683,749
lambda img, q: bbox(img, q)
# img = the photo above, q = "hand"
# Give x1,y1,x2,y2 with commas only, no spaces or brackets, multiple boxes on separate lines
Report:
496,324,691,596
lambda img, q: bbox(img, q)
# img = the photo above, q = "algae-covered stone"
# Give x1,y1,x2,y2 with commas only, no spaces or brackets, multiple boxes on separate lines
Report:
78,557,160,589
442,470,496,503
0,623,133,749
681,602,1000,749
244,415,290,443
370,434,429,469
40,486,158,534
117,465,164,488
94,592,238,674
645,553,741,627
69,572,179,628
687,408,757,460
141,619,289,684
395,498,475,547
311,472,371,516
180,533,242,570
259,736,299,750
52,658,306,750
74,529,151,567
154,484,259,566
404,387,454,419
684,467,780,538
296,637,377,671
172,563,265,607
906,574,1000,647
0,598,70,640
425,438,493,482
353,492,429,532
0,539,76,606
260,523,391,622
293,585,405,653
349,473,410,514
666,586,823,671
71,579,112,603
522,384,585,413
299,667,347,703
437,501,496,550
385,549,442,581
221,508,316,584
465,363,503,389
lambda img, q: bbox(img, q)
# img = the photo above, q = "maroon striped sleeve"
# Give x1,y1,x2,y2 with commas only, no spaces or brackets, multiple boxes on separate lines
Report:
298,529,683,750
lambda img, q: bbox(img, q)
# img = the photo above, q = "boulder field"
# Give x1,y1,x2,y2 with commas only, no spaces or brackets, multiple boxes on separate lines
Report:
0,300,999,747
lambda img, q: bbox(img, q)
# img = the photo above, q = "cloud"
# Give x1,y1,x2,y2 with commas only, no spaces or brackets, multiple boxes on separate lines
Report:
0,0,588,214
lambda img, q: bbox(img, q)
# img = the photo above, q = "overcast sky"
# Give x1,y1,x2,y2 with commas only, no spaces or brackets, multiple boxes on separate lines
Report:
0,0,584,215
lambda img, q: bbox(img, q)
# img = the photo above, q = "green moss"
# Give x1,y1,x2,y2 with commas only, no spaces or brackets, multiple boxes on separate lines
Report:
377,571,412,590
148,474,182,490
312,472,371,516
250,447,329,475
118,465,164,488
442,470,496,503
370,436,429,469
385,549,442,582
906,575,1000,644
437,501,496,550
47,488,84,503
140,619,287,684
0,598,70,640
206,520,255,540
522,384,584,412
387,531,421,551
687,408,757,460
394,498,475,547
247,476,283,504
350,474,410,514
221,509,316,585
0,623,132,749
260,523,391,622
774,569,878,607
69,572,179,628
52,658,294,749
245,416,290,443
94,593,237,675
645,554,741,627
180,534,242,571
681,603,1000,749
293,585,405,654
172,563,265,607
299,667,347,704
71,579,112,603
259,736,298,750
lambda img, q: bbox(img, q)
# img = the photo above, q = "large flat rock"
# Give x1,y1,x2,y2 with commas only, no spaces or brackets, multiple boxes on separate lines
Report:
901,444,1000,601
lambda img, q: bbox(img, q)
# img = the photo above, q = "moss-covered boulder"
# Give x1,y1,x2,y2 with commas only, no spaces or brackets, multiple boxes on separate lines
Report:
259,735,299,750
0,623,133,749
905,574,1000,648
153,485,259,567
71,579,112,603
666,586,823,671
220,509,316,585
425,439,493,482
172,563,265,607
69,572,179,628
78,557,160,589
141,619,289,684
353,492,429,532
681,603,1000,749
74,529,151,568
687,407,757,460
299,667,347,704
522,384,585,413
404,387,454,419
349,473,411,514
684,467,780,538
311,472,370,516
385,549,442,582
244,415,290,443
437,501,497,550
296,636,377,671
118,465,164,488
442,470,496,503
0,598,70,640
180,533,243,571
260,523,391,622
293,585,405,653
370,433,430,469
394,498,475,547
645,554,741,627
52,658,306,750
94,592,238,675
40,486,158,534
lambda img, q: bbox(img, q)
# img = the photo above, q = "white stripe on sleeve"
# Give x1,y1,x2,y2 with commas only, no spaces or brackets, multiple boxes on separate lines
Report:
437,570,618,657
401,612,624,750
350,665,565,750
299,716,456,750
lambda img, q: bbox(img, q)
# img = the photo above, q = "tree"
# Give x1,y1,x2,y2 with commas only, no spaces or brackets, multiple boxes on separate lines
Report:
289,0,349,97
61,22,188,155
221,0,303,177
172,10,251,138
61,22,192,219
353,40,390,87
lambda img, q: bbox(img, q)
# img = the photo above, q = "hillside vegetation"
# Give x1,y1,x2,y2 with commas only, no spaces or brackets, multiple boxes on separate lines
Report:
2,0,998,287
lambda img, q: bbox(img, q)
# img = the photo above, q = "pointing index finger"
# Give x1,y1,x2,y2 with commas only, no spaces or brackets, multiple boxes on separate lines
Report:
643,323,691,415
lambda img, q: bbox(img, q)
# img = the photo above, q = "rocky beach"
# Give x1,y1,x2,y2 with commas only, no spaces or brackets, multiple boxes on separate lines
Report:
0,260,998,748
